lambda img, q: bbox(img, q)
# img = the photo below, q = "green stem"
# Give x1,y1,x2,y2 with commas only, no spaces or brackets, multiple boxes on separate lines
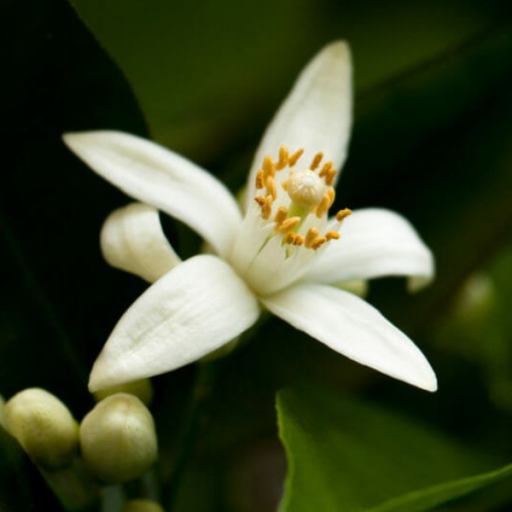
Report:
164,361,220,511
40,458,100,511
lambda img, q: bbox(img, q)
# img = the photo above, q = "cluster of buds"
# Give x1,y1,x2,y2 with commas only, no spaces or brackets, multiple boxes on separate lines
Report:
2,380,162,510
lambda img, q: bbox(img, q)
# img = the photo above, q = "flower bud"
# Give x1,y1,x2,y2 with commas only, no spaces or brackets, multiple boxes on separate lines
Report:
80,393,157,484
93,378,154,406
4,388,78,469
122,499,165,512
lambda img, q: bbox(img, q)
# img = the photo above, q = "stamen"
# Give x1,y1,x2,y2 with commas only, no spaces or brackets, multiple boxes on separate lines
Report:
305,227,319,248
293,235,304,246
284,232,296,245
255,170,264,189
274,206,289,225
288,149,304,167
276,147,289,170
262,195,273,220
325,231,340,240
327,187,335,207
262,157,275,181
281,180,289,191
336,208,352,222
310,152,323,171
254,195,266,207
266,176,277,200
315,193,331,218
319,161,332,177
325,169,337,186
276,216,301,233
311,236,327,250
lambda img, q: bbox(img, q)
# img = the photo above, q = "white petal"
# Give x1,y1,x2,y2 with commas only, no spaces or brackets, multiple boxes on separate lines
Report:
305,208,434,291
63,131,242,257
89,255,260,391
100,202,181,283
246,41,352,208
262,283,437,391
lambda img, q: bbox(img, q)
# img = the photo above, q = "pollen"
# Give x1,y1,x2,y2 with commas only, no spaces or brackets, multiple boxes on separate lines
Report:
310,152,323,170
262,195,273,219
274,206,288,224
276,147,289,170
288,149,304,167
305,227,319,249
325,169,337,186
266,176,277,200
252,148,350,252
275,216,301,233
255,170,265,189
293,235,304,246
319,161,332,177
311,236,327,250
336,208,352,222
325,231,340,240
284,232,296,245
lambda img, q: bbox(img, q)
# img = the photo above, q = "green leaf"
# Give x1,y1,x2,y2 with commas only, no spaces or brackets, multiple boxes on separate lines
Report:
67,0,507,159
277,387,511,512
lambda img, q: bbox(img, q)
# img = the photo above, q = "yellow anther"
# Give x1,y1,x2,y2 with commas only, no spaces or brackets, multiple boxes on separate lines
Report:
284,232,296,245
327,187,335,206
262,157,275,180
254,195,266,207
310,152,323,171
276,216,301,233
293,235,304,246
276,147,289,170
325,168,337,186
288,148,304,167
315,193,331,218
305,227,319,248
255,170,264,189
274,206,289,225
336,208,352,222
262,195,273,219
311,236,327,250
319,161,333,177
266,176,277,200
281,180,289,191
325,231,340,240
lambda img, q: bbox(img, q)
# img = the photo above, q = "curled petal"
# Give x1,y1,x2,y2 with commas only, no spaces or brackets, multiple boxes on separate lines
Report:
246,41,352,208
101,203,181,283
305,208,434,291
63,131,242,257
89,255,260,391
262,283,437,391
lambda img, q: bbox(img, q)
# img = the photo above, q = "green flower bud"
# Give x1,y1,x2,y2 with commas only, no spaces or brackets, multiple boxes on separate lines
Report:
80,393,157,484
122,499,165,512
4,388,78,469
93,378,154,406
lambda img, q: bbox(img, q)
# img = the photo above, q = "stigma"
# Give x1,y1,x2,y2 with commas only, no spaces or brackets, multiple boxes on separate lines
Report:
253,147,351,251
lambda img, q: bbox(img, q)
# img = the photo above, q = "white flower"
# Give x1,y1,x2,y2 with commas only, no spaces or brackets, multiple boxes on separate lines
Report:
63,42,437,392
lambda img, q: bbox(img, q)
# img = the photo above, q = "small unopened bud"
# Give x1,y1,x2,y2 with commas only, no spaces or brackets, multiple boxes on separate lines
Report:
122,499,165,512
80,393,157,484
93,378,154,406
4,388,78,469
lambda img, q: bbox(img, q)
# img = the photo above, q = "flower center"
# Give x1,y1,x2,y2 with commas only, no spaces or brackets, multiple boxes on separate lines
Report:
253,146,351,251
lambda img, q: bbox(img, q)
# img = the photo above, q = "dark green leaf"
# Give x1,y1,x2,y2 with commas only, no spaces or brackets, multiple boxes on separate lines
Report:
277,387,510,512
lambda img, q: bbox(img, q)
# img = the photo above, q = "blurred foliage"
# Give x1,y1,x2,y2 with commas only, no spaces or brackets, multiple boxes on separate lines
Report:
278,387,512,512
2,0,512,510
